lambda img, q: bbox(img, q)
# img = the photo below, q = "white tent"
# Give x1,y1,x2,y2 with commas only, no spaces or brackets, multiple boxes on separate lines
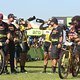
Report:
3,14,7,20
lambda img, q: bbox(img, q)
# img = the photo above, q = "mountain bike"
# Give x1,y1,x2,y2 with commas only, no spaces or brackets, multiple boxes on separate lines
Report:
58,41,79,79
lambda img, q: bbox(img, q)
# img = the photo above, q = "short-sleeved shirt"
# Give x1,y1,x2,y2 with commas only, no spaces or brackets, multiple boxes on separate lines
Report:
50,26,63,45
8,23,16,38
39,24,53,42
7,23,16,50
19,25,27,42
0,21,8,42
44,26,53,42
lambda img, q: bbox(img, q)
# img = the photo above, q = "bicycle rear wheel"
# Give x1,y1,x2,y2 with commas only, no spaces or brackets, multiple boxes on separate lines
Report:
58,50,70,79
72,53,79,77
0,49,4,74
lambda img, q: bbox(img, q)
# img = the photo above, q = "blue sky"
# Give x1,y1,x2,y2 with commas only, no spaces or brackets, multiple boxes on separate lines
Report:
0,0,80,20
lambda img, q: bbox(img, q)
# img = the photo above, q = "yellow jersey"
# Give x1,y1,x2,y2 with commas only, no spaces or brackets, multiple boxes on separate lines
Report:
20,25,25,31
20,25,27,42
44,26,53,42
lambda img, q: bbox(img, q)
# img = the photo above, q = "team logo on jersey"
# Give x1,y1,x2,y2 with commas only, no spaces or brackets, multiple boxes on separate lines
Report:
0,26,5,30
52,30,58,34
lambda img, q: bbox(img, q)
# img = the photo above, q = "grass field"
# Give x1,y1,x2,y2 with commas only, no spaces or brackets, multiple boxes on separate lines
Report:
0,60,80,80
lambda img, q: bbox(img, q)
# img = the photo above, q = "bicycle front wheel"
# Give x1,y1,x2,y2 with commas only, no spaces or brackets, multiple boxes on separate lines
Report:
0,49,4,74
58,50,70,79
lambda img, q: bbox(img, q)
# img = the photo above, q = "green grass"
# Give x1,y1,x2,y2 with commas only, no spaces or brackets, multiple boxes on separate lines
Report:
0,60,80,80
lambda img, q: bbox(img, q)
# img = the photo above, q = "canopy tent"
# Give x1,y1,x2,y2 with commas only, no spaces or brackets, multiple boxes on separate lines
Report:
3,15,7,20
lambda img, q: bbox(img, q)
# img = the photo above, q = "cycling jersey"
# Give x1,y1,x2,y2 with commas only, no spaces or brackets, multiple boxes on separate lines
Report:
39,23,53,52
50,26,63,45
44,26,53,42
0,21,8,42
40,24,53,42
20,25,25,31
50,26,63,59
19,25,27,42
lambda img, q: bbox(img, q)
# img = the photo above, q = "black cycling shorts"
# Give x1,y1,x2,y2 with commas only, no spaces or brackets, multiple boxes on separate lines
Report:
43,42,51,53
50,45,59,59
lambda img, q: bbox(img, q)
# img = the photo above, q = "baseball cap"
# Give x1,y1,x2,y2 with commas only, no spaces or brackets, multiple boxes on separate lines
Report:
0,13,3,19
50,17,58,24
8,13,16,19
19,18,24,22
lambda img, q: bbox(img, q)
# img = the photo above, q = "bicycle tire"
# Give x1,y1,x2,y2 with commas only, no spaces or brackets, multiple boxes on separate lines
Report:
71,53,79,77
0,49,5,74
58,50,69,79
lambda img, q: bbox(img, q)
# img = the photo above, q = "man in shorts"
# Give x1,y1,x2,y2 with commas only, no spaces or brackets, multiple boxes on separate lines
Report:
50,17,63,73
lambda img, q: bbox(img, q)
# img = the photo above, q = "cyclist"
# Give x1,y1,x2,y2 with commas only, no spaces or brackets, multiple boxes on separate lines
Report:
49,17,63,73
68,22,78,41
68,16,80,64
0,13,9,74
37,17,54,73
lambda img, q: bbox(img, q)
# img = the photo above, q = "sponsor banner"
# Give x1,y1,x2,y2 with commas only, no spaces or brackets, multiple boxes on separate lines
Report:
27,29,42,36
67,17,72,26
27,29,52,36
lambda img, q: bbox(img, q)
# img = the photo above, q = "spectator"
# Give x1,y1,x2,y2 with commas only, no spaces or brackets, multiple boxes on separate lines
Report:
5,13,17,74
19,19,31,73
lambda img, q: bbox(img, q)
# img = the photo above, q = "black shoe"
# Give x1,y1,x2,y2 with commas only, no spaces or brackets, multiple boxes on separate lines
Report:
42,70,46,73
4,70,10,74
21,69,27,73
15,67,19,73
42,65,47,73
11,70,17,74
52,66,56,73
